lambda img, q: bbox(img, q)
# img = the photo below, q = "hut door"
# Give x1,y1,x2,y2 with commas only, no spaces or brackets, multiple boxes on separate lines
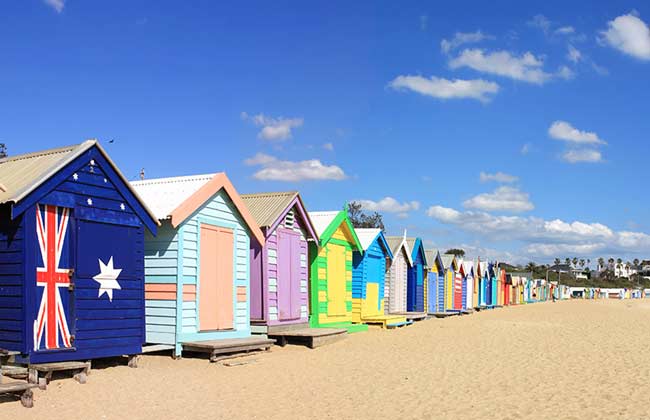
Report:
363,254,382,317
427,273,436,313
34,205,75,351
199,225,234,331
277,229,301,321
326,244,347,316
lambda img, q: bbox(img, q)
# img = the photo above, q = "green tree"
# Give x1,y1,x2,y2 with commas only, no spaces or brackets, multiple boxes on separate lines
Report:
554,258,561,266
565,258,571,266
445,248,465,258
347,201,385,230
597,257,605,270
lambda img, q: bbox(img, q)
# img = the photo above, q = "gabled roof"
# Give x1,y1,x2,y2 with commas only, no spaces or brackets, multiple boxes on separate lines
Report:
385,235,413,266
425,249,444,273
308,210,362,251
462,260,475,277
441,254,458,270
0,140,159,231
241,191,317,241
405,237,427,267
132,172,264,246
355,228,393,259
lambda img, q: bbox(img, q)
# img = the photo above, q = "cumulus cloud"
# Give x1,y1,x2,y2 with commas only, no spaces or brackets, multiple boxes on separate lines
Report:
244,153,346,181
449,49,558,84
479,171,518,183
241,112,304,141
44,0,64,13
463,186,534,213
356,197,420,214
599,13,650,60
440,30,493,53
548,121,606,145
555,26,575,35
561,149,603,163
388,75,499,102
528,14,552,35
425,204,650,257
567,45,582,63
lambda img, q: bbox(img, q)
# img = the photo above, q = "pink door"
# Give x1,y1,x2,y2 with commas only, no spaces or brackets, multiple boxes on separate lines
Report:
277,229,301,320
199,224,234,331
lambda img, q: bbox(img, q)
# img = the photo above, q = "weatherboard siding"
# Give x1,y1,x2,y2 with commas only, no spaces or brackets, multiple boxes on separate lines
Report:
0,209,24,352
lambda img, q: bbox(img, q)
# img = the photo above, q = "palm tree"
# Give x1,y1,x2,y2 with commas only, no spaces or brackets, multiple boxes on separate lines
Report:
565,257,571,266
587,258,591,268
554,258,561,266
579,259,585,268
608,258,615,269
634,258,639,267
572,257,578,268
598,257,605,271
526,262,536,273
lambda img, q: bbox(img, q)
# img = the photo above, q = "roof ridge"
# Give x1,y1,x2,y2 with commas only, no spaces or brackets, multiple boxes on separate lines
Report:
0,141,88,164
241,190,297,198
131,173,218,186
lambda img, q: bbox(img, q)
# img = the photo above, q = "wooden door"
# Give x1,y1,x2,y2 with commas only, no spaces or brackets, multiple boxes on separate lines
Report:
199,224,233,331
428,272,437,313
277,229,301,320
363,254,382,317
326,244,347,316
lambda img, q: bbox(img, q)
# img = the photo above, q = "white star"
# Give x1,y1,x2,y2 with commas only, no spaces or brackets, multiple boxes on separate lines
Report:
92,257,122,301
120,203,125,211
103,178,108,183
90,159,95,166
87,198,93,205
73,173,78,180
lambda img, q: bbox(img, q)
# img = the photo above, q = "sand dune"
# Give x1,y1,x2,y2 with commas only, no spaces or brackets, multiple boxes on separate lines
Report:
4,299,650,419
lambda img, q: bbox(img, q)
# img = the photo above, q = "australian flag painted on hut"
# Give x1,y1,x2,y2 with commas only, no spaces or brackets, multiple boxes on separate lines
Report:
0,140,158,363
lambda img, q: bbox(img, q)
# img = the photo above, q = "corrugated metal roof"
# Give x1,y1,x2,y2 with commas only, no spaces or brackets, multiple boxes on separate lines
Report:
0,140,159,226
424,250,438,266
463,260,474,275
131,173,216,220
354,228,381,251
308,211,339,236
385,236,405,256
0,141,92,204
240,191,298,228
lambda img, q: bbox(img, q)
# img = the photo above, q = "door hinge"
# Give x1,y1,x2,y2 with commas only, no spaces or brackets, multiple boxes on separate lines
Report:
69,335,75,344
68,269,75,291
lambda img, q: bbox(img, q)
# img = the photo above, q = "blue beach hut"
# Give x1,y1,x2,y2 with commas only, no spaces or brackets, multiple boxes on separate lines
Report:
405,237,427,313
0,140,158,364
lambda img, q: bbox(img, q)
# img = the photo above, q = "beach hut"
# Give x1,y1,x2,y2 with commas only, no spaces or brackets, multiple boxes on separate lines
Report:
462,260,474,311
442,254,459,312
0,140,159,365
424,250,445,314
132,173,274,359
472,258,481,308
488,263,498,307
240,191,347,347
352,229,407,328
385,235,412,314
405,237,427,314
308,210,367,333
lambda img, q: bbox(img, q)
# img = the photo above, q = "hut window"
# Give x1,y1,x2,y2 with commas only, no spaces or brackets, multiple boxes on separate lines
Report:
284,209,295,228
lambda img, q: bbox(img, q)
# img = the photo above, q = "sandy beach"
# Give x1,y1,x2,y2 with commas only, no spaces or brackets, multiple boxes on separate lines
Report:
4,299,650,420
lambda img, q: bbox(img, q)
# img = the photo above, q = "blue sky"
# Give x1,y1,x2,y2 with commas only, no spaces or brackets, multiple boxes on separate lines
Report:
3,1,650,264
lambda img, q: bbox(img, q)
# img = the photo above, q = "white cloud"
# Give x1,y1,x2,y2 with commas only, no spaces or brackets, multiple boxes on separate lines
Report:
420,15,428,31
591,61,609,75
555,26,575,35
323,142,334,151
479,171,518,183
440,30,492,54
567,45,582,63
449,49,554,84
528,14,551,35
44,0,64,13
388,75,499,102
425,204,650,258
561,149,603,163
241,112,304,141
556,65,575,80
356,197,420,214
463,186,534,213
599,13,650,60
548,121,606,145
244,153,347,181
521,143,532,155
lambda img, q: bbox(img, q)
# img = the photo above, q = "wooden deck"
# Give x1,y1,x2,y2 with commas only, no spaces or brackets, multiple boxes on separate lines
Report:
391,311,428,321
29,361,91,389
0,381,37,408
182,337,275,362
429,311,460,318
361,314,411,329
269,328,347,349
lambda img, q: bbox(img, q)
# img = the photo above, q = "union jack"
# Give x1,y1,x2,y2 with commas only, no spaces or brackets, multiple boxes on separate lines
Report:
34,204,72,350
